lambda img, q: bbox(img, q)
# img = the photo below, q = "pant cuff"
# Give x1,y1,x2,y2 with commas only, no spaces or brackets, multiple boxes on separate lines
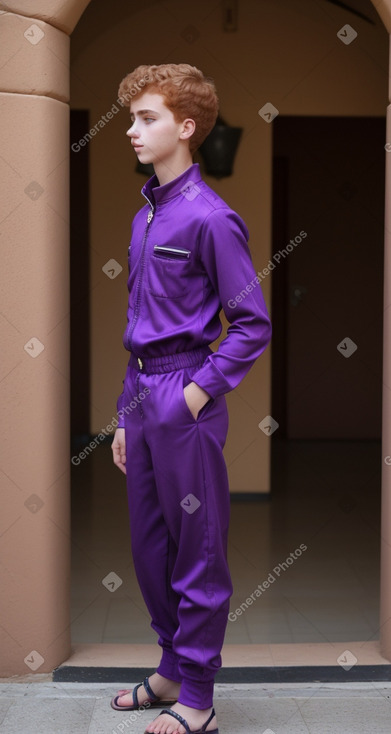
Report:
156,647,182,683
177,677,214,709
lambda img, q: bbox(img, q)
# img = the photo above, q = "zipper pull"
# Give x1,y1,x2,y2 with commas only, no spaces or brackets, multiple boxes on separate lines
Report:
147,208,154,224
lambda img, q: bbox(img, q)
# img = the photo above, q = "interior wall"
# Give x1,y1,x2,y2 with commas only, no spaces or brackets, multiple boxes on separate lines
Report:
69,0,388,494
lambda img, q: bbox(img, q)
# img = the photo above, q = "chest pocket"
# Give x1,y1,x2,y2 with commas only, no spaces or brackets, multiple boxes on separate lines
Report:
148,245,192,299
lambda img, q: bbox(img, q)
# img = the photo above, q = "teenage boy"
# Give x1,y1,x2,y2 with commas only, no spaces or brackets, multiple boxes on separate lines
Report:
111,63,272,734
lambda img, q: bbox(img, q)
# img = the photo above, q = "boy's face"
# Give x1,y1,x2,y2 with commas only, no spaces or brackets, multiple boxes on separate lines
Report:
126,91,194,166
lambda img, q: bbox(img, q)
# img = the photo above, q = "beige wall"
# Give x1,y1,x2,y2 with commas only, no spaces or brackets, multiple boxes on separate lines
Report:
70,0,389,492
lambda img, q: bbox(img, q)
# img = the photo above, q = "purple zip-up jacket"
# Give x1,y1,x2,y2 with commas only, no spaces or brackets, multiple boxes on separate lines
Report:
116,162,271,427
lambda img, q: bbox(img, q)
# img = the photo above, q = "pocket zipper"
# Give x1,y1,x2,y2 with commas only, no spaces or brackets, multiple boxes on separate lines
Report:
153,245,191,259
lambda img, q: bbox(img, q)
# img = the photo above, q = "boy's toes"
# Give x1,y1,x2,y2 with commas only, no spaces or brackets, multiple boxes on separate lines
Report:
144,713,182,734
162,723,180,734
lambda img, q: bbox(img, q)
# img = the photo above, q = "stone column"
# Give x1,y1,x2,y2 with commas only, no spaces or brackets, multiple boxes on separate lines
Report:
0,9,71,676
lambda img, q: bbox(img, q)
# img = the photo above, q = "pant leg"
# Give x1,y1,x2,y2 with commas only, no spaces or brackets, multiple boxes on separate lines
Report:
141,365,233,709
123,367,182,683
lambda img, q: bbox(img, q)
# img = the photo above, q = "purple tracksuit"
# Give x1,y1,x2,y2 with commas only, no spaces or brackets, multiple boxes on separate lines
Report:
116,162,271,708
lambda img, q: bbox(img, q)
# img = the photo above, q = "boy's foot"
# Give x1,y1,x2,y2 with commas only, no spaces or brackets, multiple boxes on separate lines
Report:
112,672,180,710
144,702,218,734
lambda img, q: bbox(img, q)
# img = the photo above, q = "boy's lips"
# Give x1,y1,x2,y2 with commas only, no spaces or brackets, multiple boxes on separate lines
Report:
132,144,143,151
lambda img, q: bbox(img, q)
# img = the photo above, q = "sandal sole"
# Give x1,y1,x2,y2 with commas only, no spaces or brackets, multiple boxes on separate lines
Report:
144,726,219,734
110,697,177,712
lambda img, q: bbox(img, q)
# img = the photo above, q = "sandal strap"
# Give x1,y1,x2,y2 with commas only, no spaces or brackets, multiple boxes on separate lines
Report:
159,709,191,734
201,708,216,732
132,682,142,708
143,675,159,702
159,707,216,734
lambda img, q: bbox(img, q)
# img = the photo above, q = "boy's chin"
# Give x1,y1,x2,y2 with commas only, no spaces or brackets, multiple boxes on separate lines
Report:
137,153,154,165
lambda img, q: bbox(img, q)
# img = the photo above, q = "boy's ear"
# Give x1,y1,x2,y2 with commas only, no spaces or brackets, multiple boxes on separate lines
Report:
179,118,196,142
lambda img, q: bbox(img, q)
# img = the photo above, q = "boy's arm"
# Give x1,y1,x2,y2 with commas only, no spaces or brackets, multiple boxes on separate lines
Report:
191,207,272,398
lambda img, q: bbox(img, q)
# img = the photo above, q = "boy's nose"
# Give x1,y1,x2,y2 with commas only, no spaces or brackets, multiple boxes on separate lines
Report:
126,124,140,138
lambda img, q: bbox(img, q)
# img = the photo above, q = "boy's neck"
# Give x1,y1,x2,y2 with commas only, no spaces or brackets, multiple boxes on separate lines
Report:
153,150,194,187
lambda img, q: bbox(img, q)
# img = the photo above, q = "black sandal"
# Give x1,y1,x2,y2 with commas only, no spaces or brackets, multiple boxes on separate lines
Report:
145,707,218,734
110,675,177,711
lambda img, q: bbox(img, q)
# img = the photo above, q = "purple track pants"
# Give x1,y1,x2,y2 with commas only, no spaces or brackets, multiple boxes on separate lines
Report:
122,346,233,709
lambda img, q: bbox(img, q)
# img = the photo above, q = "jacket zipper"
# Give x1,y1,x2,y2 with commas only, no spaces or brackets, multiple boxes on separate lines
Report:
127,195,154,355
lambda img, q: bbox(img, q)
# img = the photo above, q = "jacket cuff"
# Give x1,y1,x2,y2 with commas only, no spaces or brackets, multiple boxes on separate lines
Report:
191,359,232,400
116,392,126,429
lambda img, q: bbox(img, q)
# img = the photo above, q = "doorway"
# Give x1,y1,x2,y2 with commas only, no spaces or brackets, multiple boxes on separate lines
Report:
272,116,385,439
69,119,385,646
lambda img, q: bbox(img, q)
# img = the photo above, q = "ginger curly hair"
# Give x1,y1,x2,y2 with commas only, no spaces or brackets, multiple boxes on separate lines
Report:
117,63,219,154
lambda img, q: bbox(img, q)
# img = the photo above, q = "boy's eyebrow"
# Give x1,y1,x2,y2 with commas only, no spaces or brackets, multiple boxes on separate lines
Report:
129,109,159,119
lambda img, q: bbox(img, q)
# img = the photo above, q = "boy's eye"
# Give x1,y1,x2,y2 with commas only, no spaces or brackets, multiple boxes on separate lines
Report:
129,116,155,124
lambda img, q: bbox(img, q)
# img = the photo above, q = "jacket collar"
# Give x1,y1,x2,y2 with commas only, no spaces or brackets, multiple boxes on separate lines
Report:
141,163,202,207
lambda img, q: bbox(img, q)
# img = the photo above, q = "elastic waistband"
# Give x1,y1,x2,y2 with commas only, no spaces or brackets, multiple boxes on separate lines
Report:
129,346,211,374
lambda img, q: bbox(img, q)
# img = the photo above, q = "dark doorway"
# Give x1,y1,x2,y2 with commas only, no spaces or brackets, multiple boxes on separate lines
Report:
70,110,90,438
271,116,385,439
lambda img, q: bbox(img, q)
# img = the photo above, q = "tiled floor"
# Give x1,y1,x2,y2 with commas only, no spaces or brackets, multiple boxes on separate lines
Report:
70,437,381,647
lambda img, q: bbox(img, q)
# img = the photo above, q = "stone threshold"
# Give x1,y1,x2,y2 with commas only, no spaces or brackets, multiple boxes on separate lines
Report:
52,642,391,683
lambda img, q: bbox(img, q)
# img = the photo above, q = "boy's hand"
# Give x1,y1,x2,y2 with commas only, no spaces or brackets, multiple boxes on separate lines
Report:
183,382,211,421
112,428,126,475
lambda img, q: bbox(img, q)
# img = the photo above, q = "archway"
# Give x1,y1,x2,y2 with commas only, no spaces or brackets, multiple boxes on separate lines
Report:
0,0,391,676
